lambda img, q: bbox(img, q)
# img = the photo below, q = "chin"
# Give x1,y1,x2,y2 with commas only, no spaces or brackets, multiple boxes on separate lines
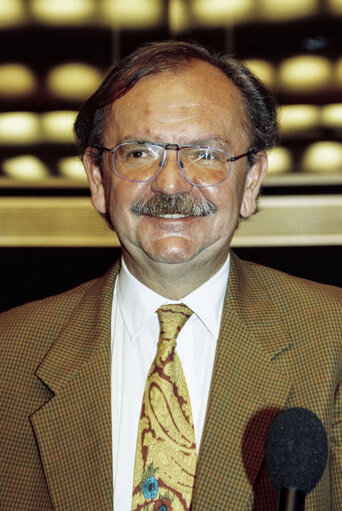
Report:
143,240,199,265
147,251,196,265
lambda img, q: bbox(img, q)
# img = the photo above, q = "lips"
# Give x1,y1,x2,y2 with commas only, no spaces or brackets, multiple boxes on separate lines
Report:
154,214,189,219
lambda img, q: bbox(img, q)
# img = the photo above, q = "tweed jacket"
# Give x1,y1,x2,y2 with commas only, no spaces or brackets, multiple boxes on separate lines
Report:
0,253,341,510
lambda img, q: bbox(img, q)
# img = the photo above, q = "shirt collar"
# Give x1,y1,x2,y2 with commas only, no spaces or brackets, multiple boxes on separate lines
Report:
182,255,229,338
117,254,230,341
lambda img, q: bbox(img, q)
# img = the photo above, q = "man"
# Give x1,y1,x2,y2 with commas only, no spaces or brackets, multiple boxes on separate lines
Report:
0,41,341,510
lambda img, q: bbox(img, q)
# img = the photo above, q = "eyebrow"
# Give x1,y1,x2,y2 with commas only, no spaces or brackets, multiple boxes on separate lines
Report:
187,137,231,150
119,135,231,150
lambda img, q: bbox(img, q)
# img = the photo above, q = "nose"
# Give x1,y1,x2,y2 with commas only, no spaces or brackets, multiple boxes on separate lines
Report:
151,149,193,195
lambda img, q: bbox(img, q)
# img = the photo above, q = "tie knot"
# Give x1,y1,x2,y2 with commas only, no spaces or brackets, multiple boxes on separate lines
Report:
157,304,193,344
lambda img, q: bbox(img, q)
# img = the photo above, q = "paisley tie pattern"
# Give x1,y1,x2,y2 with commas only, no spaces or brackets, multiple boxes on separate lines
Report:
132,304,197,511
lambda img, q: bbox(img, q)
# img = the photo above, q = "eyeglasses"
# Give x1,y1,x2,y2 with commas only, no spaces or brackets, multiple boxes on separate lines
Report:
92,141,257,187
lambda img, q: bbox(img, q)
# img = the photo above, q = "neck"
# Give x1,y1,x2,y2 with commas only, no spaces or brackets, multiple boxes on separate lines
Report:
122,250,229,300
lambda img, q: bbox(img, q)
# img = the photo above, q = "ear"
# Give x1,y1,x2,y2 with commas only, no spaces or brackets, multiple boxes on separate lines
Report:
240,151,268,218
82,147,107,214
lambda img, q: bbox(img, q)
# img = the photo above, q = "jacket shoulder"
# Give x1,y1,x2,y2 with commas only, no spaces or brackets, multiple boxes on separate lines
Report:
238,256,342,303
237,257,342,346
0,276,99,330
230,254,342,339
0,263,118,399
0,260,119,355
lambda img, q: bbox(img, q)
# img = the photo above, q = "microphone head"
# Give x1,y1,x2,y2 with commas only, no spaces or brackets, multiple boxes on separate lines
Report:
265,407,328,494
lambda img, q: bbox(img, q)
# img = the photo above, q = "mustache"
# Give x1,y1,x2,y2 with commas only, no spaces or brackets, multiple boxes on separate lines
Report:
131,192,216,217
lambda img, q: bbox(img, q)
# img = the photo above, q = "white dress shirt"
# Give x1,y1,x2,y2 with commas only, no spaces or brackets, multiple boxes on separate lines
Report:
111,254,230,510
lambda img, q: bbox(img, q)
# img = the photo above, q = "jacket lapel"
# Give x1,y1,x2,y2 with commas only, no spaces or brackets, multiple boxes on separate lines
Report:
192,253,293,510
30,262,120,511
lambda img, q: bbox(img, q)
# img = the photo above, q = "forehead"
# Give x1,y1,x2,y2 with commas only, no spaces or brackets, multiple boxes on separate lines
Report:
103,60,249,146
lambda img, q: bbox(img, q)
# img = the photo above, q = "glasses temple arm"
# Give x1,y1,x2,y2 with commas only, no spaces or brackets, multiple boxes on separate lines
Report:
91,144,113,153
229,148,258,162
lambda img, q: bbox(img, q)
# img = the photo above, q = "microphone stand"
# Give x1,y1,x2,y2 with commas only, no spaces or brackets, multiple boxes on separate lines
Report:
278,488,306,511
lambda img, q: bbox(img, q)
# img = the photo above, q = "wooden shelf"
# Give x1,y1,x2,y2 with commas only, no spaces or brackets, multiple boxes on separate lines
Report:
263,173,342,187
1,195,341,247
0,177,89,189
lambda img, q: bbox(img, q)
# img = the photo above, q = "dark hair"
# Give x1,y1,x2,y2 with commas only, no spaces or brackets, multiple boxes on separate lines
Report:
74,40,279,166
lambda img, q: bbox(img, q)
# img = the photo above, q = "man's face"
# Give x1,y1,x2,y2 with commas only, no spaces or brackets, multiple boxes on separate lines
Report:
84,60,267,273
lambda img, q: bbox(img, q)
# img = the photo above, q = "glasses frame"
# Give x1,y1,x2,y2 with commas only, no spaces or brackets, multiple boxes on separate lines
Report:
92,141,258,187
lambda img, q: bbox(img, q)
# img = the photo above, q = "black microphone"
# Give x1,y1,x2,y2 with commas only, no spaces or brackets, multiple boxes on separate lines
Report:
265,407,328,511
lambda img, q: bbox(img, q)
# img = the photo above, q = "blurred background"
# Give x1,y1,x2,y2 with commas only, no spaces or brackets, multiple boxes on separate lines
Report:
0,0,341,311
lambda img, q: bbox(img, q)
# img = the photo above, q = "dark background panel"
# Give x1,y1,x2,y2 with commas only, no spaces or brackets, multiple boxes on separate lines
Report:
0,245,340,313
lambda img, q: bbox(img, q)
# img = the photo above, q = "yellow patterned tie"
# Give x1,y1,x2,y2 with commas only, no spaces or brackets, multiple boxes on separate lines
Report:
132,304,197,511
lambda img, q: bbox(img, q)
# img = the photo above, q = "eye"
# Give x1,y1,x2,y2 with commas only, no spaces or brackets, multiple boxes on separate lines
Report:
118,143,155,161
127,148,149,159
190,148,225,164
198,150,217,160
186,148,215,162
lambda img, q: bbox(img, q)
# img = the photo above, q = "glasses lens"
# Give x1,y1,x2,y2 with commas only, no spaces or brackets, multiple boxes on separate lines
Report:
112,142,231,186
113,142,163,181
179,147,230,186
